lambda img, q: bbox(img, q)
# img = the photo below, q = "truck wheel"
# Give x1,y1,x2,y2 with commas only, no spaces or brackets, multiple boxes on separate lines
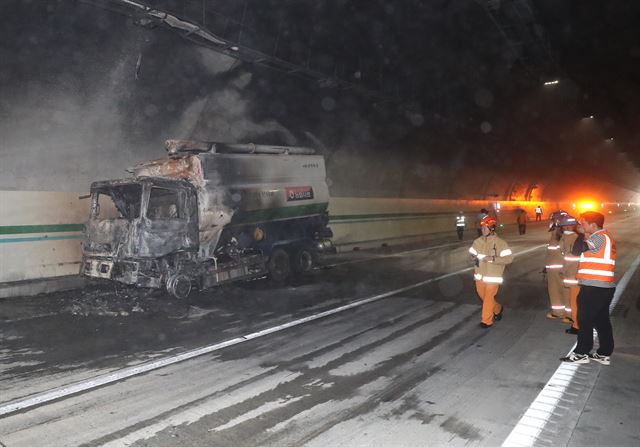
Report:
268,248,290,283
292,248,314,274
166,274,192,299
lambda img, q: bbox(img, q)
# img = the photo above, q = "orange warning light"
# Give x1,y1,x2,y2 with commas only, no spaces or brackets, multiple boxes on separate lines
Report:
577,201,596,211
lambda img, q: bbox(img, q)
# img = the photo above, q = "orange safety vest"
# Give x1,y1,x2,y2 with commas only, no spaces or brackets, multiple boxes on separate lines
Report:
576,230,616,283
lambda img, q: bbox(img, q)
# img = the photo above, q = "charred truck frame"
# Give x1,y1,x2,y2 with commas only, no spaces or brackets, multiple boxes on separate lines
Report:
81,140,334,298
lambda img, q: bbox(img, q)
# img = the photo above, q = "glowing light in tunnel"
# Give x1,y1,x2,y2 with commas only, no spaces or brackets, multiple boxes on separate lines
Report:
577,201,596,211
544,80,559,85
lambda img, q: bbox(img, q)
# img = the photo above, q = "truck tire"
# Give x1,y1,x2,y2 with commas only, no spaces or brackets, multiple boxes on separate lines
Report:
166,273,192,299
268,248,290,283
292,248,314,274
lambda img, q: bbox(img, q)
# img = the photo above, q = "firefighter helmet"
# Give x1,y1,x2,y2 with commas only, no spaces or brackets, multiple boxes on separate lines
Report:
558,214,578,227
548,210,568,231
480,215,497,228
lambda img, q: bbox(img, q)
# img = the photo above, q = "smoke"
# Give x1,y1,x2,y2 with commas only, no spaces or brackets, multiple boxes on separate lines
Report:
0,4,299,192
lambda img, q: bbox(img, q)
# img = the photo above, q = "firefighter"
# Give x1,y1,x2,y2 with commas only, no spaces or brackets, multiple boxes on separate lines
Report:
559,214,580,334
561,211,616,365
545,211,569,320
455,211,466,240
469,215,513,328
475,208,488,237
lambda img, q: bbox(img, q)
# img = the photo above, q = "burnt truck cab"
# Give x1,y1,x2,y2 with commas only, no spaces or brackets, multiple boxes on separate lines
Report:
82,177,199,290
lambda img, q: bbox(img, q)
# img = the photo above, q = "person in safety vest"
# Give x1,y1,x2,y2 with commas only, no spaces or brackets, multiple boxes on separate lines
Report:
545,210,569,320
535,205,543,221
558,214,580,334
561,211,616,365
469,215,513,328
455,211,466,240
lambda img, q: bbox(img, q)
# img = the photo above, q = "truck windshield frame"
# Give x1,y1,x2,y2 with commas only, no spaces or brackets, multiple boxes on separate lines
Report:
91,183,142,220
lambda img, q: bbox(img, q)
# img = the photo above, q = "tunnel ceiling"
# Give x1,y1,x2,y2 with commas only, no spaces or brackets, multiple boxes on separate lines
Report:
1,0,639,196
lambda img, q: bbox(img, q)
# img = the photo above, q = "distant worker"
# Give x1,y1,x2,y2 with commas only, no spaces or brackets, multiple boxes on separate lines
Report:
561,211,616,365
469,215,513,328
545,211,569,321
516,208,528,235
535,205,543,221
455,211,466,240
475,208,489,237
559,214,580,334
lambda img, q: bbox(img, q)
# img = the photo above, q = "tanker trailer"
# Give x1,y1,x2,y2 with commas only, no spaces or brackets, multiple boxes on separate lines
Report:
81,140,334,298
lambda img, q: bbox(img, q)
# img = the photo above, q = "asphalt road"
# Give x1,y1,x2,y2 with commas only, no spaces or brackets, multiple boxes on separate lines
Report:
1,217,639,446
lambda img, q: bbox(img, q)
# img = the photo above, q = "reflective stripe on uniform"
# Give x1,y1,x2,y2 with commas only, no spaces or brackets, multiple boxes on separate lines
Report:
499,249,512,257
474,273,483,280
547,245,559,250
482,276,503,284
579,258,615,265
551,305,565,310
563,279,579,284
477,254,487,259
564,256,580,262
469,247,478,255
545,264,563,269
578,269,614,277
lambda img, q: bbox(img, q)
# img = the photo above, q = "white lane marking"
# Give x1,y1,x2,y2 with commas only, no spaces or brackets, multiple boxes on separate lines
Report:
501,253,640,447
0,244,545,418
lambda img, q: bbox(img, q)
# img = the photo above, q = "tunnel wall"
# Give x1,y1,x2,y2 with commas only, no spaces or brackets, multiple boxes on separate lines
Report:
5,187,635,298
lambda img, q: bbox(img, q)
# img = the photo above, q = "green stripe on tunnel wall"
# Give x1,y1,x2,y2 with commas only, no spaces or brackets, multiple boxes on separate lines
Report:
0,235,83,244
329,211,456,221
0,224,84,235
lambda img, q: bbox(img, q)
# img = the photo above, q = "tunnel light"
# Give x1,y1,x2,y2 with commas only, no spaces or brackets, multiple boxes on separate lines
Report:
608,137,614,142
600,203,605,208
544,80,559,85
572,203,576,209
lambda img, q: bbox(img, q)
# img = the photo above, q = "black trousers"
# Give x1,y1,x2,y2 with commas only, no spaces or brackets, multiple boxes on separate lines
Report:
575,285,615,356
518,224,526,235
456,227,464,240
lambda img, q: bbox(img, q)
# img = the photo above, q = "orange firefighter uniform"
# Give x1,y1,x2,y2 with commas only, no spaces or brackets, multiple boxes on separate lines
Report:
560,229,580,329
469,216,513,326
546,231,568,318
546,211,570,319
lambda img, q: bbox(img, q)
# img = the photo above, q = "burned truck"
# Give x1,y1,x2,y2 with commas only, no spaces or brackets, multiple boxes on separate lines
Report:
81,140,334,298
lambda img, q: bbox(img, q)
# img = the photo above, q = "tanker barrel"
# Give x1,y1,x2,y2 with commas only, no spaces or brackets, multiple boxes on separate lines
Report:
212,143,316,155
